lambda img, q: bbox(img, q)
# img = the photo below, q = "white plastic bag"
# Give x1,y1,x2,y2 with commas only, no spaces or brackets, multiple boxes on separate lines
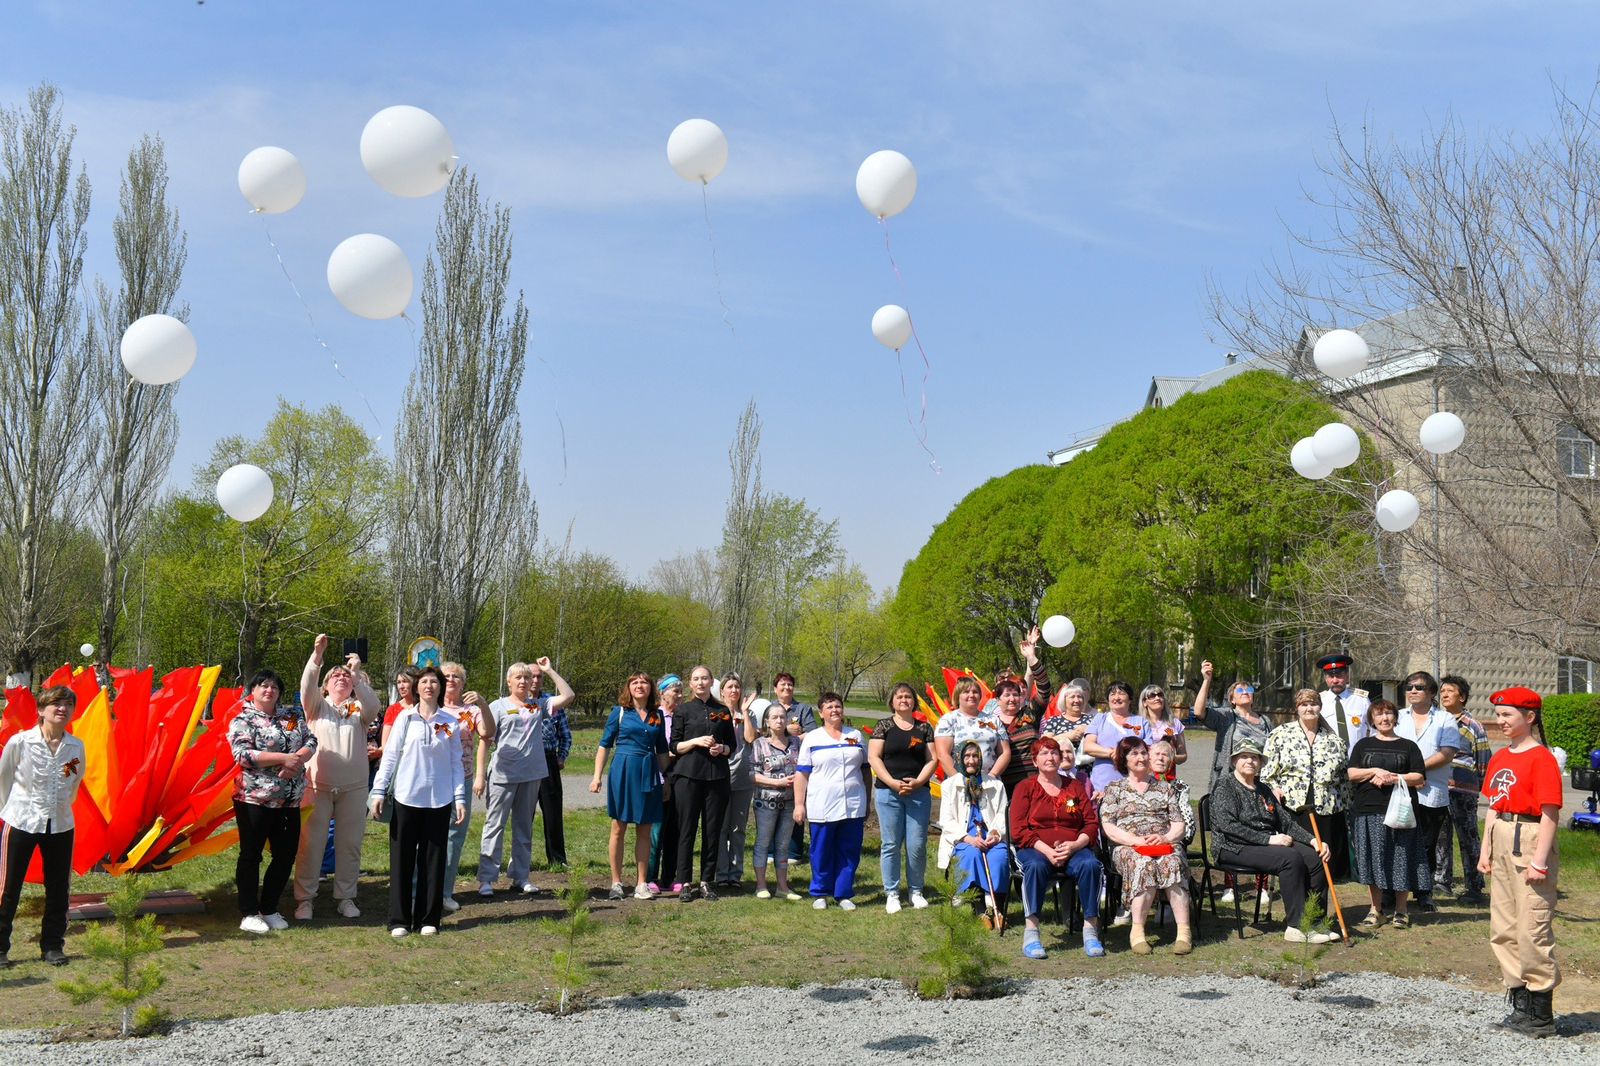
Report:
1383,779,1416,830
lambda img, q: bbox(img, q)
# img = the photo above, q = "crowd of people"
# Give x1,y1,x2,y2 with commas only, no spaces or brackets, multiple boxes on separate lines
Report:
0,633,1567,1037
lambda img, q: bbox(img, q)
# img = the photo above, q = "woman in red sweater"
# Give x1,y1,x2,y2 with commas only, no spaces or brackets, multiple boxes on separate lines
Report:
1009,736,1105,959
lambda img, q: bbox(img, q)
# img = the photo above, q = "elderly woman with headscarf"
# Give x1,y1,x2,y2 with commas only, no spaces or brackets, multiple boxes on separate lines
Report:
939,740,1010,929
1009,736,1104,959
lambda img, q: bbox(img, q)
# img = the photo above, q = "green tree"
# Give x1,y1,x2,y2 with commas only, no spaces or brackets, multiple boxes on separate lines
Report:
793,562,895,702
138,400,391,680
756,494,840,674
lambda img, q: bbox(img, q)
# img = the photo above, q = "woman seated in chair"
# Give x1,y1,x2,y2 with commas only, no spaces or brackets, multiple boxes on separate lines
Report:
1100,736,1192,956
1009,736,1104,960
1210,737,1334,945
938,741,1010,929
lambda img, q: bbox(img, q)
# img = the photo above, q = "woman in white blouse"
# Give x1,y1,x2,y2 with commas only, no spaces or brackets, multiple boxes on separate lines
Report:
0,686,87,967
793,693,870,910
371,666,467,937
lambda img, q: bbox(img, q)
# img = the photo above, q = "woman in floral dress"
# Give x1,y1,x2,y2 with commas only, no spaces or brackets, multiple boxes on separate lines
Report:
1100,736,1192,955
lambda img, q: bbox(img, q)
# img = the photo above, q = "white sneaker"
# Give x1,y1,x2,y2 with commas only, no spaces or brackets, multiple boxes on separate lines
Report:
478,883,494,898
337,899,362,919
838,898,857,911
634,883,654,900
390,926,408,938
239,914,271,935
1111,909,1131,928
519,881,538,894
909,891,929,910
1260,889,1274,906
1219,888,1236,904
885,894,902,914
812,897,827,910
262,912,289,931
1284,927,1332,944
293,901,313,921
441,896,460,913
419,925,438,936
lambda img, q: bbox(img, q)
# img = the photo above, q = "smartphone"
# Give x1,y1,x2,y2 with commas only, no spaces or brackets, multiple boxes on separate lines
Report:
343,637,369,663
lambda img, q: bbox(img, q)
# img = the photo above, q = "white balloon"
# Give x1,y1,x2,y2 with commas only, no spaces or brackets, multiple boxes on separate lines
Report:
216,464,275,523
871,305,912,350
1312,328,1370,379
79,643,95,658
120,314,196,385
1290,437,1333,480
1419,411,1466,455
1376,489,1421,532
1041,615,1076,648
1311,422,1361,469
327,234,413,320
237,146,306,214
360,105,455,197
856,150,918,219
666,119,728,183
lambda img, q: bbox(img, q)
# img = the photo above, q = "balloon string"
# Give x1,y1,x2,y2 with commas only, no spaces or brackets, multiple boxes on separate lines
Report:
531,346,570,487
880,218,940,473
701,183,735,337
237,535,248,686
256,213,386,443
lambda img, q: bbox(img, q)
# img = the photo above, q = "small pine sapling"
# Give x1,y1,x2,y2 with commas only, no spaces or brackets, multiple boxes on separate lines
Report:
57,876,167,1036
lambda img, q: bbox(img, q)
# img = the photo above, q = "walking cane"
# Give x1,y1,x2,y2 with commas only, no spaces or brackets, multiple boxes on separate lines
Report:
973,821,1004,933
1307,810,1351,946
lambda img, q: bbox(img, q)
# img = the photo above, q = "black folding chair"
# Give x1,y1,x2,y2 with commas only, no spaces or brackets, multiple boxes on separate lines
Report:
1197,793,1275,938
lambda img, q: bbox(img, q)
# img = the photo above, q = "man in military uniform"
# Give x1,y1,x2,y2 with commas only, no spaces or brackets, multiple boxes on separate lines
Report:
1318,653,1370,755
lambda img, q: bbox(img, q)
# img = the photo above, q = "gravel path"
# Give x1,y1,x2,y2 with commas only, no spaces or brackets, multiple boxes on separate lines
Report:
2,973,1594,1064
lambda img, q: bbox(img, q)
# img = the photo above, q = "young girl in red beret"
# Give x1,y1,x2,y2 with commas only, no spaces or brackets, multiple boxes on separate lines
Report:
1477,686,1562,1038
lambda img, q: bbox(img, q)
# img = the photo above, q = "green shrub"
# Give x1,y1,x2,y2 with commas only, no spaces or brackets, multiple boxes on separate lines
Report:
1541,694,1600,761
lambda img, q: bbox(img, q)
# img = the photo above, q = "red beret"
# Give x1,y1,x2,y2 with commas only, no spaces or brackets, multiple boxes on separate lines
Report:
1489,686,1542,711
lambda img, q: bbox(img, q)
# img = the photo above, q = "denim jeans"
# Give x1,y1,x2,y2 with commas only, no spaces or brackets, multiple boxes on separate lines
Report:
874,785,930,895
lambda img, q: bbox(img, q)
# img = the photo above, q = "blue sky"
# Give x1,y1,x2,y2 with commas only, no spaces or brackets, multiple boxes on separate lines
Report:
7,1,1596,588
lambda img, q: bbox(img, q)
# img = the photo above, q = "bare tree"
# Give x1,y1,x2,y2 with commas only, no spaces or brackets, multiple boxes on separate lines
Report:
1214,84,1600,676
392,169,535,674
86,134,186,667
0,85,92,685
648,548,721,610
718,399,765,676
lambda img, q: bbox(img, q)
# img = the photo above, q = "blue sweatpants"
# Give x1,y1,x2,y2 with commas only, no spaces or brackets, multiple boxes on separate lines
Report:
1018,845,1104,921
809,818,865,900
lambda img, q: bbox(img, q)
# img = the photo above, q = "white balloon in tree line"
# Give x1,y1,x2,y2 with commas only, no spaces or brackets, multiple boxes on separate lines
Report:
120,314,196,385
216,464,275,523
1375,488,1421,533
237,147,306,214
856,150,918,219
327,234,413,320
1311,421,1361,469
360,105,455,197
79,643,95,658
667,119,728,183
871,304,912,350
1419,411,1466,455
1290,437,1333,480
1312,328,1371,379
1040,615,1076,648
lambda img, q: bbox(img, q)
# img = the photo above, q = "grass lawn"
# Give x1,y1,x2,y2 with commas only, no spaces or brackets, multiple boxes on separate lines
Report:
1,810,1597,1030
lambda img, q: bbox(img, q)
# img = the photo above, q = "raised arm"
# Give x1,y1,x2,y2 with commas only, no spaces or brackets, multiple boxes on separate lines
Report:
538,656,576,711
301,634,329,721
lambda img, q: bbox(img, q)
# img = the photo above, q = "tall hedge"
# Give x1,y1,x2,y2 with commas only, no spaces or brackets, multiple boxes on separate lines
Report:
1541,693,1600,761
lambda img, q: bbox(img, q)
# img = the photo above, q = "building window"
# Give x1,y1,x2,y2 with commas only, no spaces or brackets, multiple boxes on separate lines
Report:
1557,425,1597,479
1557,655,1596,694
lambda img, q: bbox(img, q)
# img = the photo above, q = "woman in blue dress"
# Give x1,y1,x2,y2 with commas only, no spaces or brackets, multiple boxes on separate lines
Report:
590,672,670,901
938,741,1011,926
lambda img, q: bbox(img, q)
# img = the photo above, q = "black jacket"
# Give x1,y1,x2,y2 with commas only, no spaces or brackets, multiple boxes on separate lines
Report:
669,696,735,782
1210,773,1314,853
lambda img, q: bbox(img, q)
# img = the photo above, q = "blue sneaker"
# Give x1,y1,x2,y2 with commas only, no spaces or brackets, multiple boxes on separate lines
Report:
1022,939,1048,960
1083,935,1105,958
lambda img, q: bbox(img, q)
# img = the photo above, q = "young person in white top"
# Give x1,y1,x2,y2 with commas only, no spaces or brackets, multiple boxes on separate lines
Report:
0,687,87,967
292,634,380,922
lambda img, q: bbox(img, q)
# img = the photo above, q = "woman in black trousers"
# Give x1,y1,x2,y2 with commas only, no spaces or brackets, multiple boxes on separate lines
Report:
670,665,735,902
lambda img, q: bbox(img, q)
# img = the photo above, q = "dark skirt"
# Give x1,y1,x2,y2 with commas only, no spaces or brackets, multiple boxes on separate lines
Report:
1350,812,1431,893
1292,809,1349,881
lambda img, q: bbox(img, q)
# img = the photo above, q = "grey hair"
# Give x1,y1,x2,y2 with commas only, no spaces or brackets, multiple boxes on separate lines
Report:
1065,678,1093,698
1138,684,1166,705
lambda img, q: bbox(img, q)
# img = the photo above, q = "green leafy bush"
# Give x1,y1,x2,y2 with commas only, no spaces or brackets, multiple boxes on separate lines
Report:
1541,694,1600,762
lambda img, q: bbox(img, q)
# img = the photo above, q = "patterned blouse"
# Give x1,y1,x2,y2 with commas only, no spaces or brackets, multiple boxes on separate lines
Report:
934,707,1008,774
229,703,318,808
1261,721,1348,815
751,734,800,808
1099,776,1186,838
